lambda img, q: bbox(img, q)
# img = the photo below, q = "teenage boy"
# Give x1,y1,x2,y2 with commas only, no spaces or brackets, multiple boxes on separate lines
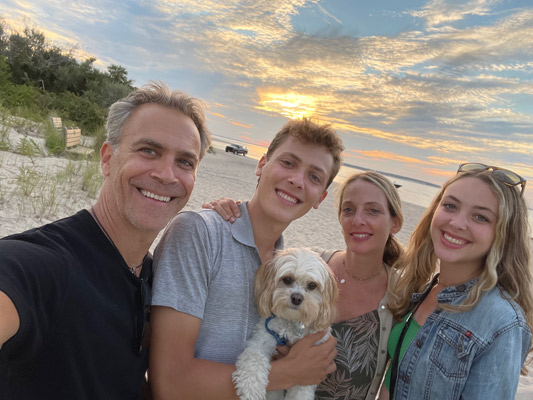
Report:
150,118,344,399
0,82,211,399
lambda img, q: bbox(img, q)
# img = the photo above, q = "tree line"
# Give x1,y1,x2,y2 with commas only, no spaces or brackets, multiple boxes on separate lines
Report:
0,19,134,135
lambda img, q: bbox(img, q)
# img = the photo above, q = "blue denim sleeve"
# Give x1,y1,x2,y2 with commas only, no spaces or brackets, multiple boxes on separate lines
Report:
461,324,531,399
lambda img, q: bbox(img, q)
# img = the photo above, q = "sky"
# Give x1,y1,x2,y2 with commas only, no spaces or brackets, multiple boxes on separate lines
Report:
1,0,532,204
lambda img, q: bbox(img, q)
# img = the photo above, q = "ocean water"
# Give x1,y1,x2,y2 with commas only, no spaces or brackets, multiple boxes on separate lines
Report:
335,164,440,209
211,136,533,237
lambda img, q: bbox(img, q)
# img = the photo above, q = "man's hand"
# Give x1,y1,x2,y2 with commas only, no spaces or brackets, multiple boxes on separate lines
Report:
268,330,337,390
202,197,241,223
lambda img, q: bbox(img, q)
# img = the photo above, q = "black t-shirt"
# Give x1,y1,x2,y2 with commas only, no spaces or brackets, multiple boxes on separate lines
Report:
0,210,152,399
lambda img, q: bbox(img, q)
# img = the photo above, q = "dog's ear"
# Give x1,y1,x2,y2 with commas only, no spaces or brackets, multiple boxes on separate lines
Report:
254,259,278,318
315,265,339,330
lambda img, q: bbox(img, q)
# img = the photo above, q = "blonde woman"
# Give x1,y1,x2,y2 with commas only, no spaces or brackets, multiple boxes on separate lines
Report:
381,163,532,400
314,171,403,400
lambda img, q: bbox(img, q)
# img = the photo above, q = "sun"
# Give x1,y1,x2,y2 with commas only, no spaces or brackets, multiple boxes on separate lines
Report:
257,90,317,119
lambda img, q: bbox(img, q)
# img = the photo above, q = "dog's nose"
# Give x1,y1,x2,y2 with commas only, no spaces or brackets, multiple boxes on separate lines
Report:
291,293,303,306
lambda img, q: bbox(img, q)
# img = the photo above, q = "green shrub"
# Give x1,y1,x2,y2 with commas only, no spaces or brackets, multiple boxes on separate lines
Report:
17,137,44,159
52,91,105,134
81,161,103,198
44,121,65,155
91,125,107,155
0,123,10,151
0,83,40,112
16,165,41,196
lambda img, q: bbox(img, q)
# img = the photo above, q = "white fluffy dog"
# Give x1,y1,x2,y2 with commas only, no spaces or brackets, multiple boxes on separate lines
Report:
232,248,338,400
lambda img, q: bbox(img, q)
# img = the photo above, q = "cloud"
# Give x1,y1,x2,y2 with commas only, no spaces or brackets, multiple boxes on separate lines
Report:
209,109,254,129
255,88,318,119
1,0,531,174
317,4,343,25
410,0,499,29
141,2,532,164
424,167,456,178
232,121,254,128
350,150,433,165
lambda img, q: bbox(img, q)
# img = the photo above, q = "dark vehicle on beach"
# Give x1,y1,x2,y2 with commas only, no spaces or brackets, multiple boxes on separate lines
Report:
225,144,248,156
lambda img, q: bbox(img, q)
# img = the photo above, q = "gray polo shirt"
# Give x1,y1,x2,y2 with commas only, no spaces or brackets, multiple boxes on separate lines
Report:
152,202,284,364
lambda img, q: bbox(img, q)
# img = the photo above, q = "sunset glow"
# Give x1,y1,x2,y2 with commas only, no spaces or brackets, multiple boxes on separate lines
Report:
1,0,531,205
256,90,317,120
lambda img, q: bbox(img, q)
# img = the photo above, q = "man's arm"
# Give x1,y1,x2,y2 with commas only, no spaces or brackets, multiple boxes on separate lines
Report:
0,291,20,350
149,306,337,400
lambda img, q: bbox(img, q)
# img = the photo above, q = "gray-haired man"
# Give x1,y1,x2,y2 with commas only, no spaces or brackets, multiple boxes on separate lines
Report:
0,82,211,399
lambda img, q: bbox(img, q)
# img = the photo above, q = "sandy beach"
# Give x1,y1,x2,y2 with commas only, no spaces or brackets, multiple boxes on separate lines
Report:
0,129,532,398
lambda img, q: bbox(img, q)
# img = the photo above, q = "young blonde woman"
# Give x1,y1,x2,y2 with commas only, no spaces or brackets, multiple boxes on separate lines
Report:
380,163,532,400
205,171,404,399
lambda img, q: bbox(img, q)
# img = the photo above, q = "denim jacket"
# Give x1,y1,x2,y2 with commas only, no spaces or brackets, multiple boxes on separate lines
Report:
393,278,531,400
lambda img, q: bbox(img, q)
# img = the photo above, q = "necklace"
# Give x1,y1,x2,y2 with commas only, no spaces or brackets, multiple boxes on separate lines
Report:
90,207,143,275
339,258,384,284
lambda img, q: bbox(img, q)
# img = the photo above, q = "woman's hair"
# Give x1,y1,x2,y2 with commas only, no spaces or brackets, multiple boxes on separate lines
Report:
336,171,404,266
106,81,212,159
388,169,533,371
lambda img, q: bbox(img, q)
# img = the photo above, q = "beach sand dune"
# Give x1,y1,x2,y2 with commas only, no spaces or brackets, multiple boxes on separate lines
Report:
0,139,531,397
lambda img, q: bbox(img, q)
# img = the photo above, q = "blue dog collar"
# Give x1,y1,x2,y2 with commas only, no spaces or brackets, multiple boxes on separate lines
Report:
265,314,288,346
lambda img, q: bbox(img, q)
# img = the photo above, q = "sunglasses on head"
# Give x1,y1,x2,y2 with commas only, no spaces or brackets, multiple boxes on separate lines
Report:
457,163,526,196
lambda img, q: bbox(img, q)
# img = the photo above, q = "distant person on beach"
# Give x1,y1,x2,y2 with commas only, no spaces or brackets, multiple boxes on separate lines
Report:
380,163,532,400
0,82,211,399
149,118,344,399
206,170,405,400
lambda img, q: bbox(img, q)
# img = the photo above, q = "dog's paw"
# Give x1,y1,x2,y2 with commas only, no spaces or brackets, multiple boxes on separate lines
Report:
232,353,271,400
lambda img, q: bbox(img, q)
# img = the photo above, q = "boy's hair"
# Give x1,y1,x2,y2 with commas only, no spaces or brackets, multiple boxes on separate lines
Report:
106,81,212,159
266,118,344,188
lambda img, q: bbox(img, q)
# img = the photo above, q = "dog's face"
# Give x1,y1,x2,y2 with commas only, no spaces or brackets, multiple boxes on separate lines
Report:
254,248,338,330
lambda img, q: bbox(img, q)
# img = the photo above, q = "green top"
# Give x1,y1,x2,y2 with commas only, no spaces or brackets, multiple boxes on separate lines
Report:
383,312,421,390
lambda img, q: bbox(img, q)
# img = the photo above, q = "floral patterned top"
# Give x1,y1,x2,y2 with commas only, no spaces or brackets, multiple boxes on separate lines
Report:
315,310,380,400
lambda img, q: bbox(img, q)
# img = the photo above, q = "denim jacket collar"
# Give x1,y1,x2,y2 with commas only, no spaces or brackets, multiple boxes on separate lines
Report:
410,273,480,305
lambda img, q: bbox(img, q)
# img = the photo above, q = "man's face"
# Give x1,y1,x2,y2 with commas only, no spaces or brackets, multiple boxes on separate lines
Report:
253,136,333,225
101,103,201,234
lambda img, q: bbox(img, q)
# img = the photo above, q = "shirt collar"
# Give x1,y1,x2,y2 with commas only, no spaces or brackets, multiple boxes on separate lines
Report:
411,273,480,304
231,201,284,251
